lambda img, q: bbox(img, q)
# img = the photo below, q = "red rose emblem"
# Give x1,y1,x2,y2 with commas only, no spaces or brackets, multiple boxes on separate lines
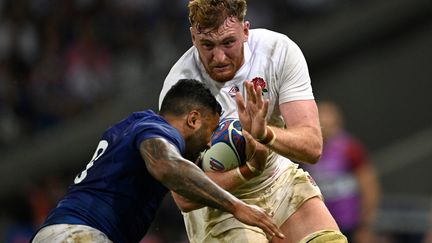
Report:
251,77,268,93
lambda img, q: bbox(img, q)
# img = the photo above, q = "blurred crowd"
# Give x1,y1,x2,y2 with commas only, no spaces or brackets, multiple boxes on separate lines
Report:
3,0,430,243
0,0,192,148
0,0,357,149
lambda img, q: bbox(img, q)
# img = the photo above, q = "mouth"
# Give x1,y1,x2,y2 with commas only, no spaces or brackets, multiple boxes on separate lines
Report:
211,64,230,73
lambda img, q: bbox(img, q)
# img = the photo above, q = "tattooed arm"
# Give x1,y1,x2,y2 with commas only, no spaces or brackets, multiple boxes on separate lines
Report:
140,137,284,239
171,139,269,212
140,137,237,210
171,169,247,213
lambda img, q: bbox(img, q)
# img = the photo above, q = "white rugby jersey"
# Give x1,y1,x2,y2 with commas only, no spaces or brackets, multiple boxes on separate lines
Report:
159,28,314,194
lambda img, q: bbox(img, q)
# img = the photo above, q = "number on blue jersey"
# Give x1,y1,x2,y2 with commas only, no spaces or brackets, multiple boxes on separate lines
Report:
74,140,109,184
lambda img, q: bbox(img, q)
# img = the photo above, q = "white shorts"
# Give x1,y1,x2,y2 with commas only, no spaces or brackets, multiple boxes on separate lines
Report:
32,224,112,243
183,163,322,243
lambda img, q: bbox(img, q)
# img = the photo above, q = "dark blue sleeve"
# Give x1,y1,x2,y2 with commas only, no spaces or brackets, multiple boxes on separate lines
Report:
132,120,185,156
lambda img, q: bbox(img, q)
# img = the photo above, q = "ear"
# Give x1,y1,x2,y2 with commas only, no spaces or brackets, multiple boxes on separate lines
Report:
190,27,196,45
243,21,250,42
186,110,202,130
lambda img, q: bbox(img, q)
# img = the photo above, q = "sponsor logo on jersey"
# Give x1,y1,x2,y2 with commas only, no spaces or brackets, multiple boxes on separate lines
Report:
228,85,240,97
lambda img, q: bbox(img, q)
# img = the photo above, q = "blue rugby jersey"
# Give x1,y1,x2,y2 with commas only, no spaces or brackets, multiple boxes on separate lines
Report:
39,110,185,243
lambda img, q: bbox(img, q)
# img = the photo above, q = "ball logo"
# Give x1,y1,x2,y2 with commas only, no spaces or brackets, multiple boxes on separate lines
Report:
209,157,225,171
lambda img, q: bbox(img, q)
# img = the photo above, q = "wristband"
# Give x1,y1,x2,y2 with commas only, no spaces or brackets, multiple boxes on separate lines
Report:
257,128,268,142
258,126,276,146
247,144,257,161
265,126,277,146
236,167,248,182
246,161,262,176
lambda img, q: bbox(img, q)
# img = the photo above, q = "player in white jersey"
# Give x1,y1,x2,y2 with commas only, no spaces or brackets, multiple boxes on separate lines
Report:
159,1,347,242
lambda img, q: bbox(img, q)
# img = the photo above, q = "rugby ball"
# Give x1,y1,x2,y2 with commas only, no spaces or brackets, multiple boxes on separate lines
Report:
201,118,246,172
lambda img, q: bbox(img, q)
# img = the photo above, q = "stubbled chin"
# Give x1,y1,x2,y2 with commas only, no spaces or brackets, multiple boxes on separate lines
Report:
209,71,235,82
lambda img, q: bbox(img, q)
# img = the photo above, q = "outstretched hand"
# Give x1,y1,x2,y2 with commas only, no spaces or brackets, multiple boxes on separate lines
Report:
242,130,268,172
233,201,285,239
236,81,269,140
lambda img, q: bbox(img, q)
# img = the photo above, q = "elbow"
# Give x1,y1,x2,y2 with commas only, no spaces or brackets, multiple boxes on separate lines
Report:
296,126,323,164
305,142,322,165
308,150,321,164
310,134,323,164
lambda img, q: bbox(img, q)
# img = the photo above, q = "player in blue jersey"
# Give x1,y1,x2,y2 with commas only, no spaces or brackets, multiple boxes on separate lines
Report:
31,79,284,243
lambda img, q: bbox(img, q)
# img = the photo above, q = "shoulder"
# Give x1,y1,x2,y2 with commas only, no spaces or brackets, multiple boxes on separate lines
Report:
131,111,172,136
250,28,289,41
248,29,299,56
163,47,202,88
131,111,185,152
168,46,199,76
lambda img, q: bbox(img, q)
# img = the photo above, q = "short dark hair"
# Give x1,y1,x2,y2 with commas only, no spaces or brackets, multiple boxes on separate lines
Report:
160,79,222,117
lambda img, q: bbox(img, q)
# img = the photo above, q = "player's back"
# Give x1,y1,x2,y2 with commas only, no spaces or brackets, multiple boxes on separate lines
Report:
40,110,184,243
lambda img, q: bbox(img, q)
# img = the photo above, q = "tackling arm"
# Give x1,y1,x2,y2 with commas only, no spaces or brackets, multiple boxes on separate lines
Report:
172,141,268,212
172,169,246,212
140,137,239,212
140,137,285,239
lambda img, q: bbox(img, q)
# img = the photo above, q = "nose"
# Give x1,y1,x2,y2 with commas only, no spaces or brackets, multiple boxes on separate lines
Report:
212,46,226,63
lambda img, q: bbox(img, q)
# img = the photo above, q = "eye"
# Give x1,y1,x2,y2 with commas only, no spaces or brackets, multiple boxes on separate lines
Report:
201,42,214,49
223,39,235,47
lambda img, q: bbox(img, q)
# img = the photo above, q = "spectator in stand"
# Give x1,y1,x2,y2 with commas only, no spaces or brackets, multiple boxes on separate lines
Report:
303,101,381,243
63,18,113,112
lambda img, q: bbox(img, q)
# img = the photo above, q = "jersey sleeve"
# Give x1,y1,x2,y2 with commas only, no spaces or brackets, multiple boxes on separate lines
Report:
133,120,185,156
277,37,314,104
159,75,180,110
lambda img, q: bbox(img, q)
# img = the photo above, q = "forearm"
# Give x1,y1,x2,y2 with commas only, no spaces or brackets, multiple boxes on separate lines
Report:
170,135,268,212
172,191,202,212
158,157,240,212
173,165,257,212
264,125,322,164
242,99,323,164
141,139,240,213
